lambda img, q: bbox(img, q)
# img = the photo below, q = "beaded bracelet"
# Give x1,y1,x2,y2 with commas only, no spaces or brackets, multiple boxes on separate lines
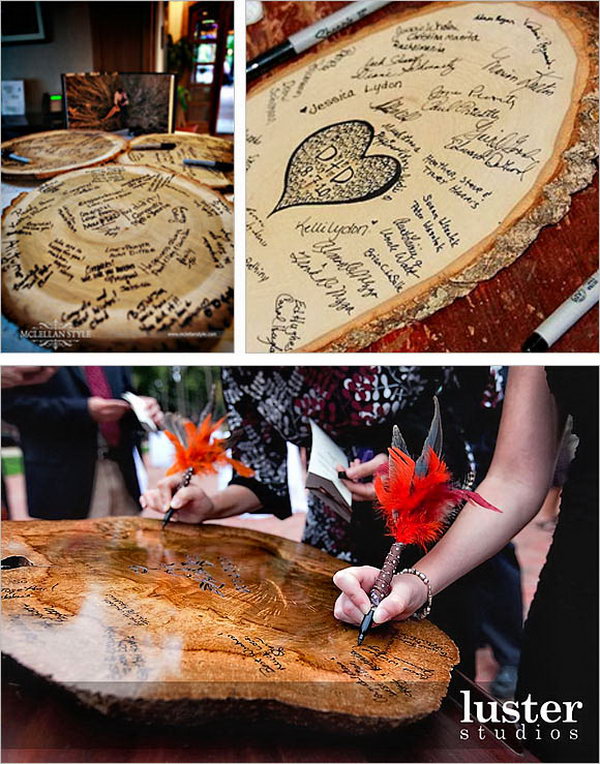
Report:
399,568,433,620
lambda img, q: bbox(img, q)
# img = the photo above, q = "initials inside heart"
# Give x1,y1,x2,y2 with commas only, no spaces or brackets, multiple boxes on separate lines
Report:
271,120,401,215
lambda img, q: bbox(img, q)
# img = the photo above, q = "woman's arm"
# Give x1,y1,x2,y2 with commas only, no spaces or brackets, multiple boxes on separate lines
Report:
223,368,295,520
334,366,561,626
140,474,262,522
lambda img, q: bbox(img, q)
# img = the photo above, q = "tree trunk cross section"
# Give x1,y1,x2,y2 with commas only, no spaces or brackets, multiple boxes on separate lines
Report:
1,518,458,733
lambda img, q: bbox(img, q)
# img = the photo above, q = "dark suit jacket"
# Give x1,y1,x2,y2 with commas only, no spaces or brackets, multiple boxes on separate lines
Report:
2,367,142,519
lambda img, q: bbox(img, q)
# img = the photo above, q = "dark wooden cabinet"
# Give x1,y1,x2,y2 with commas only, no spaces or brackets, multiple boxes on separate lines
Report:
90,1,160,72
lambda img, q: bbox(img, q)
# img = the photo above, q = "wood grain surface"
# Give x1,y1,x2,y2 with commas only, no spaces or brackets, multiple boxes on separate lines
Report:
1,164,233,351
247,1,598,352
0,131,127,179
1,518,458,733
117,133,233,190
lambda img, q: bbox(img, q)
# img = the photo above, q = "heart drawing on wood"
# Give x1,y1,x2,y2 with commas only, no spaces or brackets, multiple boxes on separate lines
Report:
247,2,598,352
270,120,401,215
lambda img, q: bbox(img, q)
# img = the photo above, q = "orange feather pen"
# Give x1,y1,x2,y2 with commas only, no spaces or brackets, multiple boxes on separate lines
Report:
161,413,253,529
357,397,501,645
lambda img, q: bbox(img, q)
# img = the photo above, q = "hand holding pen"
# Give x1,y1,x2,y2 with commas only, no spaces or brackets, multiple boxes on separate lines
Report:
139,471,216,526
138,412,254,528
161,466,195,528
333,564,429,630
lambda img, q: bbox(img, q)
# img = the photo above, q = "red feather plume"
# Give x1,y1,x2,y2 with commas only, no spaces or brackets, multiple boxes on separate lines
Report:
374,446,501,550
164,414,254,478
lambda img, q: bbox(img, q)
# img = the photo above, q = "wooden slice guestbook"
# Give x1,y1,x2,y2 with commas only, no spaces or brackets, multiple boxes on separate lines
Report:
118,133,234,189
1,518,459,733
246,1,598,352
1,165,233,351
0,130,127,179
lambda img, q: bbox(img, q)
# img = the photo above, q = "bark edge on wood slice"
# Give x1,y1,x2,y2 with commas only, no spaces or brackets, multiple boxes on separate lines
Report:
245,1,599,352
0,130,127,180
117,133,234,189
1,518,459,733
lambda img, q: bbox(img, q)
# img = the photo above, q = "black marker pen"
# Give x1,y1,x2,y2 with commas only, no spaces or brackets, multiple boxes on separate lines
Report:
522,270,599,351
183,158,233,171
247,0,393,82
130,142,177,151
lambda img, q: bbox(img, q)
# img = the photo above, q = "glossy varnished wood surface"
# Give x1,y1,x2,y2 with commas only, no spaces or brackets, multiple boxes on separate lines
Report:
1,518,457,732
247,1,598,353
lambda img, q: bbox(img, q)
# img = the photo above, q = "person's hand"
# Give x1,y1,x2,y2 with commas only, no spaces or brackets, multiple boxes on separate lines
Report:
88,397,130,423
1,366,58,388
333,566,428,626
137,395,164,428
336,453,388,501
139,473,215,524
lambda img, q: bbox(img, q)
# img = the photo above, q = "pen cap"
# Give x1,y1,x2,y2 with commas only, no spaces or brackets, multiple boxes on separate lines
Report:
532,271,599,346
289,0,392,53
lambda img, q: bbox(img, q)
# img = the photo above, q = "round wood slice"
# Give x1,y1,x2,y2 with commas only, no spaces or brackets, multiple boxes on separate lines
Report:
118,133,234,189
1,518,459,733
0,130,127,179
245,1,598,352
1,164,233,351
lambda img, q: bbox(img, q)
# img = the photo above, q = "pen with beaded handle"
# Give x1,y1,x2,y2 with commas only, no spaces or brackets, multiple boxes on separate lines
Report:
162,466,194,529
160,405,254,531
355,401,501,645
357,541,405,644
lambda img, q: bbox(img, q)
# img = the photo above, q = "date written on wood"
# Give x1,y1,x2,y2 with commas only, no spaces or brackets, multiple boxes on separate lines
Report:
246,1,595,351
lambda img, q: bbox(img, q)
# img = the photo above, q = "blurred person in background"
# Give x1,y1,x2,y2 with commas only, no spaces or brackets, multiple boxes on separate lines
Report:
2,367,163,519
2,367,59,519
1,366,58,389
141,366,515,680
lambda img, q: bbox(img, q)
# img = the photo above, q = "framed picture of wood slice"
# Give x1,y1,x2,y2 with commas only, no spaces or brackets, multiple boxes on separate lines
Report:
245,1,598,352
1,165,233,351
117,133,233,189
63,72,176,134
1,518,459,732
0,130,127,179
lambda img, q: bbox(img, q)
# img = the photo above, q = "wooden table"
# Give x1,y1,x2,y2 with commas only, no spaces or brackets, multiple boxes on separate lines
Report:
247,1,598,353
1,657,537,763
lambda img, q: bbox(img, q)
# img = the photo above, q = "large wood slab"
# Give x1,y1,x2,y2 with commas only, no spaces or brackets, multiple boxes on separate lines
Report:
0,130,127,179
1,164,233,351
118,133,234,190
246,1,598,352
1,664,539,763
1,518,458,733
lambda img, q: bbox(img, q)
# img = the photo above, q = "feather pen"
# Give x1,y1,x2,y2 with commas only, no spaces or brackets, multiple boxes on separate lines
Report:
357,397,501,645
161,408,253,529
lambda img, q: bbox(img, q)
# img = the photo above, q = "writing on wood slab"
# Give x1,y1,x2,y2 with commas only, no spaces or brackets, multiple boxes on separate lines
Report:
118,133,234,189
246,1,598,352
1,518,458,732
0,130,127,179
1,165,233,351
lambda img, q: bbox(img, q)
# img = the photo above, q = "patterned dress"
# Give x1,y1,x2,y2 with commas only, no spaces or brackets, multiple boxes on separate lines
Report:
223,366,503,566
